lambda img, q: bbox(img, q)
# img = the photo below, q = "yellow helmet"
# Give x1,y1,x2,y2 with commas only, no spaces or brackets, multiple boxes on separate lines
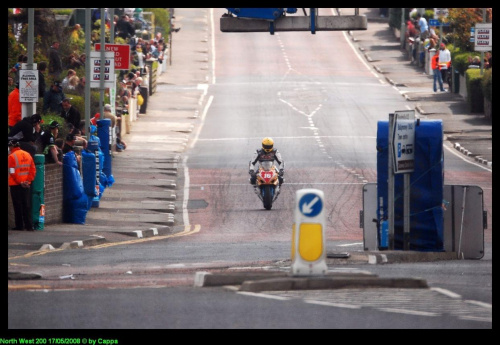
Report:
262,137,274,153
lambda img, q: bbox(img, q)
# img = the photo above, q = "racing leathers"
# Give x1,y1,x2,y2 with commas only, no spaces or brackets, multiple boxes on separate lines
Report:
249,148,285,186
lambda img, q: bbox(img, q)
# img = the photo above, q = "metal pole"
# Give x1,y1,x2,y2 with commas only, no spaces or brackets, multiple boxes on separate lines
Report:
110,8,115,43
22,8,35,118
400,8,406,48
99,8,105,118
169,8,173,65
388,113,395,250
458,186,467,259
85,8,91,140
403,173,410,250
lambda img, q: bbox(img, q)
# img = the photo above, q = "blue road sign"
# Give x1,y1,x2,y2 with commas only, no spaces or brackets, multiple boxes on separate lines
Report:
299,193,323,217
429,19,450,26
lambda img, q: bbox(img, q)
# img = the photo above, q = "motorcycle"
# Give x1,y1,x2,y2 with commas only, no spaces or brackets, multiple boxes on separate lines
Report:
250,160,282,210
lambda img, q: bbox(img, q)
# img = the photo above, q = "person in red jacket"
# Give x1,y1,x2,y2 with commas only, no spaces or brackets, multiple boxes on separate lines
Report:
8,83,22,130
8,139,37,231
431,50,445,92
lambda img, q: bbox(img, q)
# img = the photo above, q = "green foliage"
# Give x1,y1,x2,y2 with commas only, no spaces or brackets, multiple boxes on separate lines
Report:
447,8,492,52
465,69,484,113
452,52,474,75
481,69,492,102
423,9,434,21
53,9,73,16
144,8,171,38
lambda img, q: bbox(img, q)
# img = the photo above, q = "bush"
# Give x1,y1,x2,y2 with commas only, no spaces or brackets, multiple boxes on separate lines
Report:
452,52,473,75
465,68,484,113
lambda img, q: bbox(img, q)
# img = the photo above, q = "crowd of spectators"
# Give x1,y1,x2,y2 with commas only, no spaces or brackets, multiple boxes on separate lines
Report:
8,8,170,168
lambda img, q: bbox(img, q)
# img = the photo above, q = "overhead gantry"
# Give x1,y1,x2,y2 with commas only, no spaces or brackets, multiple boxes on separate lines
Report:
220,8,367,35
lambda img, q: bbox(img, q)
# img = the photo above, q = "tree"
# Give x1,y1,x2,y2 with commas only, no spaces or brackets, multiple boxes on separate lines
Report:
447,8,492,52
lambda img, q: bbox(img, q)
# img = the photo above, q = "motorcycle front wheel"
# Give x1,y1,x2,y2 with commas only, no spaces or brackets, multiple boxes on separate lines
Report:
262,185,274,210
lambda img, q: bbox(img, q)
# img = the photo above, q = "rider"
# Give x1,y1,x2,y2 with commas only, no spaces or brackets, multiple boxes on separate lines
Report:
249,137,285,186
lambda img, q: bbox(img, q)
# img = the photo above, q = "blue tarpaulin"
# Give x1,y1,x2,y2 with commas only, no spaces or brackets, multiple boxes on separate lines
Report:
377,120,444,251
63,151,88,224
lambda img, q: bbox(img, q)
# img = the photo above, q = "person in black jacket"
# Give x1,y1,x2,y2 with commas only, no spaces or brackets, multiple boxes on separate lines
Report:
48,41,63,79
8,113,43,158
60,97,81,130
116,14,136,40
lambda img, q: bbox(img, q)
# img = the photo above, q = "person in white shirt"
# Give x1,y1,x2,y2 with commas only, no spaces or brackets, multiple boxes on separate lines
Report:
438,43,451,89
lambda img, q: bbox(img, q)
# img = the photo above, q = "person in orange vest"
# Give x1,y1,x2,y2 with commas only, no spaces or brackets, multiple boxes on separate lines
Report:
431,49,445,92
8,139,37,231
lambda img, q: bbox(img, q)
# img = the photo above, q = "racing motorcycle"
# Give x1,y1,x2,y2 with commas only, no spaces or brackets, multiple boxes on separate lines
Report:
250,160,282,210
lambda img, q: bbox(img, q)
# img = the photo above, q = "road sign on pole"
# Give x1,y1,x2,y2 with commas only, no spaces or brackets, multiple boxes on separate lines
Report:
392,110,415,174
474,23,492,52
291,189,327,276
89,51,115,88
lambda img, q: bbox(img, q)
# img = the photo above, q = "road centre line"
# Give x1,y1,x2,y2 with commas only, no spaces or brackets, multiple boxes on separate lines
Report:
195,135,376,141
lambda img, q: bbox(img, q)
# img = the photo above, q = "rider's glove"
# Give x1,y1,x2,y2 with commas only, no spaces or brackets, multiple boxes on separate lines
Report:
249,169,255,175
279,169,284,176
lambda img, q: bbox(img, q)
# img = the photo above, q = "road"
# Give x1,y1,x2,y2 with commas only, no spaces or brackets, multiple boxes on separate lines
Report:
7,9,491,332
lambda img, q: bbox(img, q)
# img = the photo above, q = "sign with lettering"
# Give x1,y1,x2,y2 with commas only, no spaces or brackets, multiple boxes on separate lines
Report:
95,43,131,70
392,110,415,174
19,68,39,103
474,23,492,52
89,51,115,88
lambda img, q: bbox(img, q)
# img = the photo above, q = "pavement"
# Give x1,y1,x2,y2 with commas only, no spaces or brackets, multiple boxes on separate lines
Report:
8,9,492,289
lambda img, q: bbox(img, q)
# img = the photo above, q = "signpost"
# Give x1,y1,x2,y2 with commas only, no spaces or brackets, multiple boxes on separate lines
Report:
89,51,115,89
94,43,131,70
388,110,415,250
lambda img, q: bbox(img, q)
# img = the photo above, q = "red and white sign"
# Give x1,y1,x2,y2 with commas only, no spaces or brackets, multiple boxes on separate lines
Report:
95,43,131,70
474,23,492,52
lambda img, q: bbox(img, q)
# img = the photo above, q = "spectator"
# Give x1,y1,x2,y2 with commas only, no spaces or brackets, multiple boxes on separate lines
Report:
103,103,118,128
416,13,429,41
154,31,163,43
38,61,48,98
133,8,148,29
90,112,101,126
78,53,87,68
9,54,27,84
40,120,63,165
157,43,166,65
116,14,135,40
75,77,86,96
61,69,77,90
431,49,445,92
428,26,439,49
8,139,37,231
379,8,388,18
438,43,451,89
70,24,84,43
8,76,14,86
485,51,492,69
147,39,159,59
8,113,43,158
8,82,22,130
48,41,63,79
62,133,82,169
468,56,481,67
60,97,81,130
43,81,66,114
67,75,80,91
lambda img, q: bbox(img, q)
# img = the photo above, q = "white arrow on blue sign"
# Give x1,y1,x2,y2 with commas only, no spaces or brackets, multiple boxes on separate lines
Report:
299,193,323,217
